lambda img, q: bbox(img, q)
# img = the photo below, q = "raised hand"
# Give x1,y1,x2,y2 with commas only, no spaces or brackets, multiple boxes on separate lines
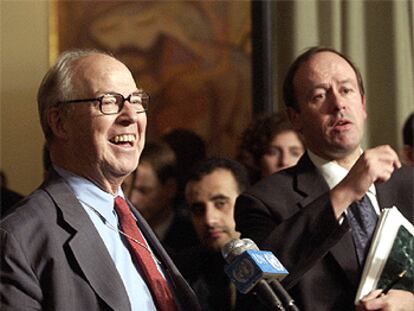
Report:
330,145,401,218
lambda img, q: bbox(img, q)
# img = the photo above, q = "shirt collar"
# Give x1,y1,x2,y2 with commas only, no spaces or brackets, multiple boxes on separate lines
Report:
307,150,376,196
54,165,125,221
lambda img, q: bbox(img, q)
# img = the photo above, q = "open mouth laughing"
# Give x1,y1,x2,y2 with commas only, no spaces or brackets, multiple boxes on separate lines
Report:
109,134,136,147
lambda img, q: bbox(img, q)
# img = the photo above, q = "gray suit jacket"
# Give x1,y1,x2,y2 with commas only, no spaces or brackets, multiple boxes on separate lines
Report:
235,153,413,311
0,170,201,311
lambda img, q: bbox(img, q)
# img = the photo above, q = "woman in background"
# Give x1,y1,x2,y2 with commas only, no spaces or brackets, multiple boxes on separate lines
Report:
238,112,305,184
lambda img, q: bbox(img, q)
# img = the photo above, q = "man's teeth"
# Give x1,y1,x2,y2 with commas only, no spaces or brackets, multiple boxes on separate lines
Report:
112,134,135,143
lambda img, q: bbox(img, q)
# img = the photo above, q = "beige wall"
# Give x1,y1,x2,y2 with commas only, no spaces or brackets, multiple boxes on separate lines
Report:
1,0,49,195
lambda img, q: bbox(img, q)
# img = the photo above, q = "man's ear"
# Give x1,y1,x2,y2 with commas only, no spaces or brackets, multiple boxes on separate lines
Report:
286,107,303,132
47,107,69,140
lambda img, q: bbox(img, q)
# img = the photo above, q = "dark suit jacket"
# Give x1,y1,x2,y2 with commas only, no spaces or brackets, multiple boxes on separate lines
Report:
162,211,200,255
173,246,234,311
235,153,413,311
0,170,201,311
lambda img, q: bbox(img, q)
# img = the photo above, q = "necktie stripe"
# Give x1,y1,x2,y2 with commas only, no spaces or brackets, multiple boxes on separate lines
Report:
114,196,177,311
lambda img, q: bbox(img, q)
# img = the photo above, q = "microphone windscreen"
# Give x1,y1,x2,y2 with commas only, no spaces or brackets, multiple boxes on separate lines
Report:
221,238,258,263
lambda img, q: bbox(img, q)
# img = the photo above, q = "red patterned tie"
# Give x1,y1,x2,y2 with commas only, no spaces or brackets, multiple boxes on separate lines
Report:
114,196,178,311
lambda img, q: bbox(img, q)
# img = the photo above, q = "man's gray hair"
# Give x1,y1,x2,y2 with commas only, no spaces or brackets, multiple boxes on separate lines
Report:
37,49,110,141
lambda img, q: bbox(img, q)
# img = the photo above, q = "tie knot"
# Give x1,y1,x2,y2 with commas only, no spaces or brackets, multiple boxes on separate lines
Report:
114,196,130,215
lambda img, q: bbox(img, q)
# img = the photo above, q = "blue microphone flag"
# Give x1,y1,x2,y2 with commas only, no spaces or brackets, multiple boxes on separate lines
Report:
224,249,289,293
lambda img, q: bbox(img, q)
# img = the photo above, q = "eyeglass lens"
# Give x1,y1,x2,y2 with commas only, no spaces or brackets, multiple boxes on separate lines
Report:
100,93,148,114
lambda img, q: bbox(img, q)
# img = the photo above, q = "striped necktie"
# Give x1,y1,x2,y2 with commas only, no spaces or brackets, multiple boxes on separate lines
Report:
114,196,178,311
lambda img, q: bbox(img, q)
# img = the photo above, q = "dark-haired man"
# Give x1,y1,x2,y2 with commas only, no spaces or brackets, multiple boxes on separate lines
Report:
235,47,413,311
174,157,249,311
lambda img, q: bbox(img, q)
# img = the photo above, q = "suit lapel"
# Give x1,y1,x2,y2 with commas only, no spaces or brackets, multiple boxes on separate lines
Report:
294,154,360,288
43,173,130,311
294,154,329,207
129,205,183,298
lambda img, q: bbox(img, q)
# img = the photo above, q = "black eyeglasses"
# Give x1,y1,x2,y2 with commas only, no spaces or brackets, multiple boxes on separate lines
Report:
57,91,149,115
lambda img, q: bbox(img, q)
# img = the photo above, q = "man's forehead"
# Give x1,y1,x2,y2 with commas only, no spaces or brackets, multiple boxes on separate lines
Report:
187,177,238,199
294,52,357,87
71,54,135,95
199,170,237,187
72,54,123,75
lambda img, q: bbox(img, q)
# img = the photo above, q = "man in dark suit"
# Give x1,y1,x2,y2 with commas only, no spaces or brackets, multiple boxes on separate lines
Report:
0,50,200,311
174,157,250,311
235,47,414,311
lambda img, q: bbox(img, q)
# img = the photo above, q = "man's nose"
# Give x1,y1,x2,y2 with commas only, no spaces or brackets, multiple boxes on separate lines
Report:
330,90,346,111
203,205,218,226
118,101,142,124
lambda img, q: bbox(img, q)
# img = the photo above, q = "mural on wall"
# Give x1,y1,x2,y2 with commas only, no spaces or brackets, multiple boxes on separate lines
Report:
52,1,252,157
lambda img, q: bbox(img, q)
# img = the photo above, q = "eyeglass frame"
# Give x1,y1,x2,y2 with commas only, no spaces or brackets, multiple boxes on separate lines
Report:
56,91,149,115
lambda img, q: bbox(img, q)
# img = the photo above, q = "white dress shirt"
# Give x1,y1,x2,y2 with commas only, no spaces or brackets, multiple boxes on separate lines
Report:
307,150,381,216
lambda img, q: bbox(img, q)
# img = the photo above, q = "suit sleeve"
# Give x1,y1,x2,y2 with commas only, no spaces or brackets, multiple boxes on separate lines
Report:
235,191,349,288
0,228,42,310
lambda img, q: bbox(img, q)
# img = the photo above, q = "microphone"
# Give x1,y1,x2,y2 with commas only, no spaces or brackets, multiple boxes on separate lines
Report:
221,238,299,311
268,279,300,311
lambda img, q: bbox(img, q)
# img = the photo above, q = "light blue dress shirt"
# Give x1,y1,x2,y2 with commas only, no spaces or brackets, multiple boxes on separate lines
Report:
54,166,157,311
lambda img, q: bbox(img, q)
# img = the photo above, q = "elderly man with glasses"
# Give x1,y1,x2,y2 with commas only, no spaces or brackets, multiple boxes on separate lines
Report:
0,50,200,311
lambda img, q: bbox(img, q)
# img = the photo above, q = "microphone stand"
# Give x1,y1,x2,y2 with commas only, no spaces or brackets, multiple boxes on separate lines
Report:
269,280,300,311
254,280,286,311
